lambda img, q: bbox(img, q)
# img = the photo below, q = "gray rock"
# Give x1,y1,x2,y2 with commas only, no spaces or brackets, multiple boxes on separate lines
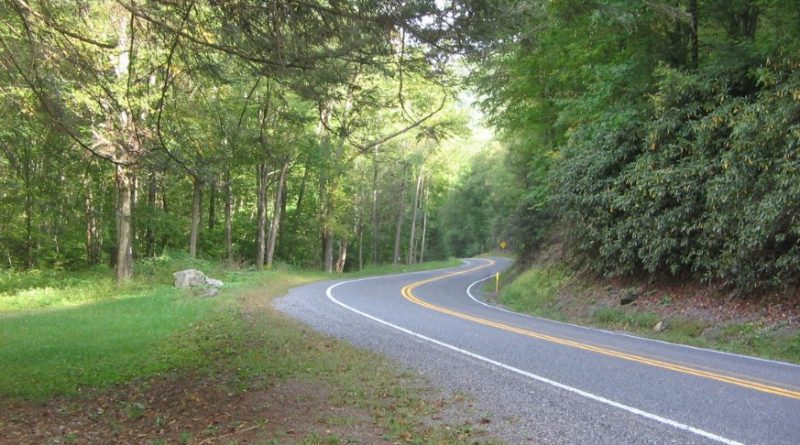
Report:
620,288,641,305
173,269,207,288
206,277,224,288
173,269,223,295
202,287,220,298
653,320,666,332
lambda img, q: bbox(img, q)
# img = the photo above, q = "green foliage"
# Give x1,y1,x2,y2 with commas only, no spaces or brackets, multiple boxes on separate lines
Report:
556,56,800,289
592,308,660,330
440,146,550,258
498,265,568,319
464,0,800,291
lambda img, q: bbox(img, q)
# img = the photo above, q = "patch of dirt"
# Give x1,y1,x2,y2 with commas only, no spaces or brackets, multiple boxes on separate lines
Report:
565,274,800,329
0,374,394,445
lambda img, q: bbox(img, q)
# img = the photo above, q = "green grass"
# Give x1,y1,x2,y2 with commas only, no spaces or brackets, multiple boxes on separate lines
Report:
0,286,220,399
221,287,495,444
592,307,660,330
497,262,800,364
0,252,240,312
498,265,568,320
0,257,499,443
0,256,464,401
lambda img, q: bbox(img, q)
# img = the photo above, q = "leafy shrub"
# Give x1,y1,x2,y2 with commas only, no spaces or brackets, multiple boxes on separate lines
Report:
555,56,800,290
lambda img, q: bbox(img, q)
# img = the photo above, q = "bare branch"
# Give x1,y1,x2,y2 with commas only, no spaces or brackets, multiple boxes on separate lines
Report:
352,94,448,153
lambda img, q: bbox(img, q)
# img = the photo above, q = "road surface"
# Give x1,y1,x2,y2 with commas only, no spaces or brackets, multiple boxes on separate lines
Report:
275,258,800,444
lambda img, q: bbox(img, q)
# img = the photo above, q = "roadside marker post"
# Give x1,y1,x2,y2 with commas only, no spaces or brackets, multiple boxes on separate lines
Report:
495,272,500,294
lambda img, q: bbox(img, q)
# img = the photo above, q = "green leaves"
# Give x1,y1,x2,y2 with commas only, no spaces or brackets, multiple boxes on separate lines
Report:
556,54,800,289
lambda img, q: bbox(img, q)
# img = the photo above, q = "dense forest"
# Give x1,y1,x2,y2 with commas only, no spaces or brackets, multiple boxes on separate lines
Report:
2,0,800,293
0,0,483,280
443,0,800,292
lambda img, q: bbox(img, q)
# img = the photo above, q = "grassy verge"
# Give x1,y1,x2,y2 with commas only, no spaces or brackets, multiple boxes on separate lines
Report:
497,265,568,320
0,257,495,444
0,287,219,399
223,279,495,444
0,257,461,400
497,263,800,364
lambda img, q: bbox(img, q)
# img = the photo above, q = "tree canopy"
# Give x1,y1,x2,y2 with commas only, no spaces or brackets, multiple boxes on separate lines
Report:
447,0,800,291
0,0,478,280
3,0,800,293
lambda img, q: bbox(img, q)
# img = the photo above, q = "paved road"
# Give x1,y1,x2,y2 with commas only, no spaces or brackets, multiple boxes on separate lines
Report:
275,258,800,444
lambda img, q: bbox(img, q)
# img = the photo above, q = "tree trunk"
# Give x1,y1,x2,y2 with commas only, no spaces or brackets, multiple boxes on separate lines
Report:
320,166,336,274
208,179,217,230
189,176,202,259
358,221,363,271
131,173,137,222
224,170,233,262
85,172,101,266
408,167,423,265
160,174,170,251
266,161,289,269
278,170,288,256
420,187,428,264
393,170,407,265
322,229,334,273
115,164,134,282
371,145,379,265
22,144,33,269
145,171,157,258
335,238,349,273
256,162,268,268
292,157,309,227
689,0,698,69
357,186,365,271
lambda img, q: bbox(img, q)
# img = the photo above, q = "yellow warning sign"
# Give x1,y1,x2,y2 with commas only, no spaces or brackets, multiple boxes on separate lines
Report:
499,240,507,250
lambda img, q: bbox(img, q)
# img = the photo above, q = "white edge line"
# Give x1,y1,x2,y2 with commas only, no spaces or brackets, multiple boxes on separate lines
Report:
325,274,744,445
466,261,800,370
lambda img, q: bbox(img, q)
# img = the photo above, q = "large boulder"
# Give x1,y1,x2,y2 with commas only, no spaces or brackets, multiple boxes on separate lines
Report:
173,269,208,288
173,269,224,296
206,277,224,288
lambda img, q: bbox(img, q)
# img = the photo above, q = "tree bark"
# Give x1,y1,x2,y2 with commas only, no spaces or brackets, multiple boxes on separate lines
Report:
393,168,407,265
408,167,423,265
145,171,157,258
85,172,101,265
420,187,428,264
266,161,289,268
22,143,33,269
115,164,134,282
292,156,310,227
224,169,233,262
189,176,202,259
358,221,363,271
371,145,379,265
689,0,698,69
335,238,349,273
322,229,334,273
208,179,217,230
256,162,269,268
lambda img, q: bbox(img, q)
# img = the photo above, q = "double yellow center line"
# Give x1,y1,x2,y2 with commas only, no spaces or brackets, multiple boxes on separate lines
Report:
400,260,800,401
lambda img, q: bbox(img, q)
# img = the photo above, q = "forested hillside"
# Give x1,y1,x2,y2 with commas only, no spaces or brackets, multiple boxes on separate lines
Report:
3,0,799,292
447,0,800,291
0,1,484,280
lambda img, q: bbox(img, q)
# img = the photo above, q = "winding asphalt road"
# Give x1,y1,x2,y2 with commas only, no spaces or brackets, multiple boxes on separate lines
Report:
275,258,800,444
